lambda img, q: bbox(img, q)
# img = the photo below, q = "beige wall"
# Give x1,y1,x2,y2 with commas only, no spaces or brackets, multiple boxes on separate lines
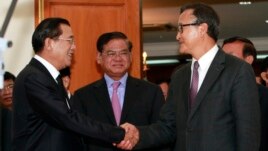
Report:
0,0,34,76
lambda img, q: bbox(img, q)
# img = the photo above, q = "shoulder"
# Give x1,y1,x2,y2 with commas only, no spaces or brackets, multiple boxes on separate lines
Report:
128,76,159,89
74,79,104,94
16,63,48,85
170,62,191,80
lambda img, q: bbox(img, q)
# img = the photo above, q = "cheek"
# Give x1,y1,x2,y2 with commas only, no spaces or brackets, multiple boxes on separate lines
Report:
101,59,112,68
187,30,199,40
122,58,131,66
184,31,199,47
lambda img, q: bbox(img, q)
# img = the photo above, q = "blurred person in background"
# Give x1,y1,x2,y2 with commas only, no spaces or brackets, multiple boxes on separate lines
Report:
1,71,16,151
222,36,268,151
60,67,72,98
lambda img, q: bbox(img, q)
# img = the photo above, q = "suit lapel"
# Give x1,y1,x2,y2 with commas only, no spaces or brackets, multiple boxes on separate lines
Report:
188,49,225,121
179,64,192,114
94,79,118,125
120,76,139,123
30,58,72,110
29,58,55,80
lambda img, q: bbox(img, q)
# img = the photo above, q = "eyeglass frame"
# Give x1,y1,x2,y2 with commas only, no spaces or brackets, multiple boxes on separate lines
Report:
177,22,201,33
2,83,14,91
101,50,130,58
56,37,75,45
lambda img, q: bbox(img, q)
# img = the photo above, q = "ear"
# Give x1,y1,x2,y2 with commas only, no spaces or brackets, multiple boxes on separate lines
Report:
199,23,208,36
96,52,102,64
244,55,254,64
44,38,54,50
129,52,132,63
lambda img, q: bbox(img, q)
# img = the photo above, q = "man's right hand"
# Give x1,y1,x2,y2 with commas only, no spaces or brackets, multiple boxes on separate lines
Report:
116,123,140,150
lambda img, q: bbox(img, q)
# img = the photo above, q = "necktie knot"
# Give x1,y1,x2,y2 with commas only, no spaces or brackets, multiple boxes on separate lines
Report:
194,61,199,70
113,81,120,90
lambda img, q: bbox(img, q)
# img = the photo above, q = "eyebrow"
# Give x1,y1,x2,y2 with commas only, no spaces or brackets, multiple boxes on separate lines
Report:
105,49,129,52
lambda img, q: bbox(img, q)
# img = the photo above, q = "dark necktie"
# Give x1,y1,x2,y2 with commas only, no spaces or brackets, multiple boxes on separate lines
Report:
112,81,121,125
56,75,71,109
189,61,199,108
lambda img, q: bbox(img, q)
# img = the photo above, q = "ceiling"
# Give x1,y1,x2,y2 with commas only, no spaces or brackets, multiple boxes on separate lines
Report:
142,0,268,44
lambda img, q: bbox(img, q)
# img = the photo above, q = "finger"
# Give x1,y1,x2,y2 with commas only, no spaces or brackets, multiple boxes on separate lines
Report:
117,140,133,150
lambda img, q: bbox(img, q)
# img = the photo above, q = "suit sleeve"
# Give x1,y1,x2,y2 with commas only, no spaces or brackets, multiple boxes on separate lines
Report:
232,63,260,151
70,91,85,113
135,81,177,149
149,86,166,123
25,73,125,144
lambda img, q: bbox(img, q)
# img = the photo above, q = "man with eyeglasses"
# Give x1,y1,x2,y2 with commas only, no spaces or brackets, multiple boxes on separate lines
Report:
71,31,168,151
117,2,260,151
0,71,15,151
12,18,132,151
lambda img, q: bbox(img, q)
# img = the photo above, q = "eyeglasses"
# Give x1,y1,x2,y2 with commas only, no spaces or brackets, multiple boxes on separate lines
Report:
102,50,130,58
3,84,14,91
57,37,75,45
177,22,200,33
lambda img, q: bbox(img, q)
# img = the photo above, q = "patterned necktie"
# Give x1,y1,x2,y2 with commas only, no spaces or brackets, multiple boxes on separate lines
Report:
112,81,121,125
189,61,199,108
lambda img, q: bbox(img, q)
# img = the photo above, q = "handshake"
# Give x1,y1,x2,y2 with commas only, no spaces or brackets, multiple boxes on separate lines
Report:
114,123,140,150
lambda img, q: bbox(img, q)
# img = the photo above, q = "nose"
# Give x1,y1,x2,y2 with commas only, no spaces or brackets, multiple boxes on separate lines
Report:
176,32,181,41
71,42,76,51
114,53,123,60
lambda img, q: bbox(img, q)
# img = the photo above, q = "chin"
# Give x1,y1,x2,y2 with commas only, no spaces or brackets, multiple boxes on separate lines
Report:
65,62,71,68
179,49,187,54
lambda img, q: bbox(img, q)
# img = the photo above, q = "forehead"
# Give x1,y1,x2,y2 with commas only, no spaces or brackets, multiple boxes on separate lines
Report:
103,39,128,50
59,24,73,36
4,79,14,85
223,41,244,52
178,9,196,23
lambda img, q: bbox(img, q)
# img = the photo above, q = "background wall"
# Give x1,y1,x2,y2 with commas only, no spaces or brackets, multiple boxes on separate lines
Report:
0,0,34,76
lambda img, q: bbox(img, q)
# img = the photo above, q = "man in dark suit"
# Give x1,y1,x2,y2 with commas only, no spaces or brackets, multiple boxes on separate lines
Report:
12,18,128,151
117,3,260,151
222,36,268,151
71,31,168,151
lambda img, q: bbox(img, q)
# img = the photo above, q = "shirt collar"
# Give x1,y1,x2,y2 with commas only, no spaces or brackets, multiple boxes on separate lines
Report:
192,44,218,70
34,55,60,80
104,73,128,88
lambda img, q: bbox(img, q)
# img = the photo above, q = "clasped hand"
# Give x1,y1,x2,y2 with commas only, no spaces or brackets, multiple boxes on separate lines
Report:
114,123,139,150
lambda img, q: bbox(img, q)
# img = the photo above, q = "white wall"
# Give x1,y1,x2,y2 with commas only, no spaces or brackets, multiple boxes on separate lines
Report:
0,0,34,76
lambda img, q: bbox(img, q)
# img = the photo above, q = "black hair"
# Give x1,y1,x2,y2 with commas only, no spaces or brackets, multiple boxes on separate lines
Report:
180,3,220,41
223,36,256,61
4,71,16,81
96,31,132,53
32,17,70,53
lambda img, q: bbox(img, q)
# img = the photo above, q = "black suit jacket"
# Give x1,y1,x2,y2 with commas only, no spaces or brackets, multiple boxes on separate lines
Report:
72,76,168,151
12,58,125,151
136,48,260,151
1,108,12,151
258,84,268,151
